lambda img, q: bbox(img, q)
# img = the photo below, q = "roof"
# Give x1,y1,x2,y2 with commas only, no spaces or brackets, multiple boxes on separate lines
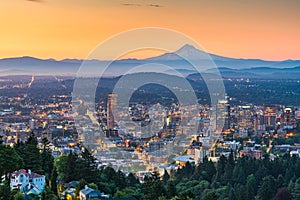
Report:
80,186,102,198
64,181,79,188
80,186,94,195
158,164,177,169
88,190,102,198
173,155,195,163
27,185,41,195
11,169,44,179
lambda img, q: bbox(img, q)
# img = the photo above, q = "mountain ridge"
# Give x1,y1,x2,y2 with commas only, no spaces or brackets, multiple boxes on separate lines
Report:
1,44,300,76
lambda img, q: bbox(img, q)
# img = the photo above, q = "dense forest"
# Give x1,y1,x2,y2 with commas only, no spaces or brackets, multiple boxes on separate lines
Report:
1,134,300,199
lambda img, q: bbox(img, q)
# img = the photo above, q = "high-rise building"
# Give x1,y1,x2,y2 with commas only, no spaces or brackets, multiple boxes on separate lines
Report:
237,105,254,137
215,100,231,131
282,107,295,129
107,93,118,129
263,106,277,130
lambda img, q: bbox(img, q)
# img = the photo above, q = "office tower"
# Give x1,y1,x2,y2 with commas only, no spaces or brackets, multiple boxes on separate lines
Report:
263,106,277,130
107,93,118,129
237,105,254,137
216,100,231,132
283,107,295,129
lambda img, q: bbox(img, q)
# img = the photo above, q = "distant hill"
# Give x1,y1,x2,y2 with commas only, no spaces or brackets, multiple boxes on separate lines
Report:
1,44,300,77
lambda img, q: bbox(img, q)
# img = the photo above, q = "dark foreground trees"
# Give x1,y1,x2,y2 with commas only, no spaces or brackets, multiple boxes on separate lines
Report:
4,133,300,200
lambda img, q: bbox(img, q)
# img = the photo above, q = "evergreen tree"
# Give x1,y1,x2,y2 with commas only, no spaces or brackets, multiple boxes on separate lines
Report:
79,147,100,183
163,169,170,184
50,167,58,195
205,160,216,182
41,137,54,177
0,181,12,200
285,165,295,186
41,151,54,177
127,172,139,187
63,152,77,182
292,178,300,200
13,192,25,200
167,180,177,198
142,171,166,200
246,174,257,200
255,164,268,184
201,189,219,200
277,174,285,189
41,186,58,200
0,144,23,177
228,150,235,167
235,183,247,200
257,175,277,200
115,170,127,189
114,190,130,198
182,162,193,179
14,140,26,163
228,187,237,200
23,133,42,173
222,162,233,184
54,155,68,181
215,155,227,182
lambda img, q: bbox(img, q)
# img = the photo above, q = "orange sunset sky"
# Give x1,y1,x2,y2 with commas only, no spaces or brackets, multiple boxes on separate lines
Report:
0,0,300,60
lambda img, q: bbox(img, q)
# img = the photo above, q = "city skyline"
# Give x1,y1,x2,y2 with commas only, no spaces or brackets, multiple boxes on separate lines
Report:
1,0,300,60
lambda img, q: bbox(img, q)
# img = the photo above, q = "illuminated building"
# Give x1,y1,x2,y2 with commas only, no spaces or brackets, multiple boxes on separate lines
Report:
107,93,118,129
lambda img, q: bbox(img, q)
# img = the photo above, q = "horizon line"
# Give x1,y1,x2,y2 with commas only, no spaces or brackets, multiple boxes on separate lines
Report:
0,44,299,62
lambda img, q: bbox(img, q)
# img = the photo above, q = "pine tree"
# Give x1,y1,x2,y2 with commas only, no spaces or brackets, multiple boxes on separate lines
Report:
215,155,227,182
41,150,54,177
65,152,77,182
235,183,247,200
41,137,54,177
163,169,170,184
0,144,23,177
292,178,300,200
127,172,139,187
277,174,285,188
115,170,127,189
41,186,58,200
50,167,58,195
167,180,177,198
201,189,219,200
80,147,99,183
228,187,237,200
246,174,257,200
205,160,216,182
0,181,12,200
142,171,166,200
257,175,277,200
23,133,42,173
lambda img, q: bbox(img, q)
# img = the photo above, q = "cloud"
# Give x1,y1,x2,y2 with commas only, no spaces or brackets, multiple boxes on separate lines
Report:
26,0,44,2
147,4,163,8
122,3,141,6
122,3,163,8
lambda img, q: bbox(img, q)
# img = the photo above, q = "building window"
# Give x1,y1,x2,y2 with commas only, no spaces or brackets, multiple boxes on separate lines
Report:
20,174,24,182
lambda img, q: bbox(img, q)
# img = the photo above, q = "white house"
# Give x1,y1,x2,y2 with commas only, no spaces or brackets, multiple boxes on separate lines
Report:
10,169,46,194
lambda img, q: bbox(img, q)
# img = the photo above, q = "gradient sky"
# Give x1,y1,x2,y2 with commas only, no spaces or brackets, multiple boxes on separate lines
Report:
1,0,300,60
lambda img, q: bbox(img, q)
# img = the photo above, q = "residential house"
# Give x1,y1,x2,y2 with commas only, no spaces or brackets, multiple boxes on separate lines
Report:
10,169,45,194
80,185,107,200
